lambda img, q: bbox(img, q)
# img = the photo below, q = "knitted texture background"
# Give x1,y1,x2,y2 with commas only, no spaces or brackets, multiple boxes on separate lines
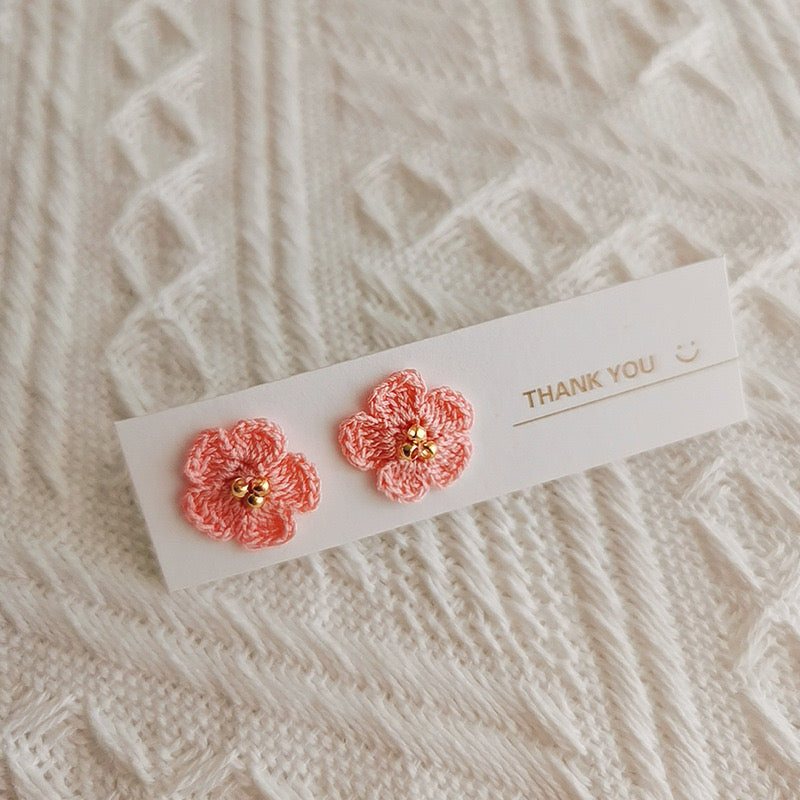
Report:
2,1,800,797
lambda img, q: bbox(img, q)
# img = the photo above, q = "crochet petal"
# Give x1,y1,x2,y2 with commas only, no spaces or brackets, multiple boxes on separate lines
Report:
419,385,474,437
181,485,242,541
366,369,427,426
236,505,296,549
338,411,399,470
426,432,473,489
227,418,286,475
376,459,431,503
183,427,236,485
182,485,297,549
269,452,321,512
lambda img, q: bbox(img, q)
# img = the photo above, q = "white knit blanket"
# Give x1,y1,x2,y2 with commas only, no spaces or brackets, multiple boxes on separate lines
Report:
3,1,800,797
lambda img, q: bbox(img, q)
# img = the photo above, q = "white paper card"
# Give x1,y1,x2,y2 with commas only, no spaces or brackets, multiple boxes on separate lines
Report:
116,257,745,590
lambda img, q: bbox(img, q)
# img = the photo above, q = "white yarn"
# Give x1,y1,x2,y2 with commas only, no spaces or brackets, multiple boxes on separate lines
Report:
2,0,800,797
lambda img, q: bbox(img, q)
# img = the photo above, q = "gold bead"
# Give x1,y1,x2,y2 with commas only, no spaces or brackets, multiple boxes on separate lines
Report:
419,440,438,460
231,477,249,498
407,424,426,444
398,441,419,461
245,493,265,510
249,477,270,497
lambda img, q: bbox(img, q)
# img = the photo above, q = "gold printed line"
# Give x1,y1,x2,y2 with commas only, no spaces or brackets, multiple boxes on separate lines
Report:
512,358,740,428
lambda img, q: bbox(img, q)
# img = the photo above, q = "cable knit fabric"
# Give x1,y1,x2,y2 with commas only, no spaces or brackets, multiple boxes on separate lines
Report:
339,369,474,502
182,418,320,548
4,1,800,798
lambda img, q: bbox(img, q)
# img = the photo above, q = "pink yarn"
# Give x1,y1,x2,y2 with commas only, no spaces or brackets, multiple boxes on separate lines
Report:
181,418,320,549
338,369,474,503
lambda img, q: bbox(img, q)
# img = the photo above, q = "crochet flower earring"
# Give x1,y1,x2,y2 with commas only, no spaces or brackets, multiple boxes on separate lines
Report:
181,418,320,549
338,369,473,502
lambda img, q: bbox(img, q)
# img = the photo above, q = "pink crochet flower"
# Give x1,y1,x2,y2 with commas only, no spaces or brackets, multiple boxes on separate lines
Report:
338,369,473,503
181,418,320,549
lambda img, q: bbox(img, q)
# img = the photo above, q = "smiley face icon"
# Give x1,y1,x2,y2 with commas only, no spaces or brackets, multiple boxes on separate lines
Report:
675,340,699,363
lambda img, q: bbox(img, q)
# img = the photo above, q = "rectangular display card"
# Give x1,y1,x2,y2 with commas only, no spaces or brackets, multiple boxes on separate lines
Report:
117,257,745,590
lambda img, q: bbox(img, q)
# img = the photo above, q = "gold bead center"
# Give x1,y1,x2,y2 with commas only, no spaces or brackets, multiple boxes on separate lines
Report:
231,476,270,510
398,424,437,461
